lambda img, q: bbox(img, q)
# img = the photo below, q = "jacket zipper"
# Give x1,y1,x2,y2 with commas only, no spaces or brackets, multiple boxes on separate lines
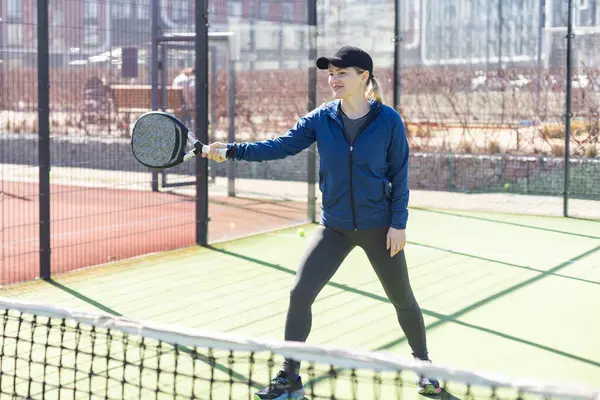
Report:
327,103,379,231
348,145,357,230
348,113,376,231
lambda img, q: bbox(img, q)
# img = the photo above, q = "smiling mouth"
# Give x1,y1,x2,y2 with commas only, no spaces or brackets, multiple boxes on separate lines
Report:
332,86,343,90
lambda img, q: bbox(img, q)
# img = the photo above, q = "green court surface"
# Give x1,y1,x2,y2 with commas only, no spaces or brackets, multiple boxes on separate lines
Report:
1,208,599,399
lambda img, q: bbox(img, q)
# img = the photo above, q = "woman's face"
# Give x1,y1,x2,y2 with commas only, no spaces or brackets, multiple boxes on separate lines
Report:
328,65,368,100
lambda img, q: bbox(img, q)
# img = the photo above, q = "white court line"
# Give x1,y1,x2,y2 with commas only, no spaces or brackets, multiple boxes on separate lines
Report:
1,213,192,247
265,232,590,265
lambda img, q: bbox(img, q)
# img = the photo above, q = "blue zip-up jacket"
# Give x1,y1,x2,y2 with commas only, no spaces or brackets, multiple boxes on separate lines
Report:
227,99,410,231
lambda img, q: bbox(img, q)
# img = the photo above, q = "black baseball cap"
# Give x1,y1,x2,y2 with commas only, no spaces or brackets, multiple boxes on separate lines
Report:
316,46,374,78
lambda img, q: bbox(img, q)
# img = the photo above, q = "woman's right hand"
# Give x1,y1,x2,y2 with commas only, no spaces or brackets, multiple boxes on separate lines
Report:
202,142,228,162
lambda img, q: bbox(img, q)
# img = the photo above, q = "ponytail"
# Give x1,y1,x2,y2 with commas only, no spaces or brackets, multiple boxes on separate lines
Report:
349,67,385,103
366,76,384,103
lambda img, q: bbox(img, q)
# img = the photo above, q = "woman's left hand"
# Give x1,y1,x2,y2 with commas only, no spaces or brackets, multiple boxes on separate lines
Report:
386,227,406,257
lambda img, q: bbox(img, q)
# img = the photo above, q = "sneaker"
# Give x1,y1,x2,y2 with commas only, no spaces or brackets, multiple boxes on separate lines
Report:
414,358,442,395
254,370,306,400
417,375,442,395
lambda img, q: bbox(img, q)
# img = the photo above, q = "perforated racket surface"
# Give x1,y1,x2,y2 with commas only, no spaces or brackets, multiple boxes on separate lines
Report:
131,111,227,169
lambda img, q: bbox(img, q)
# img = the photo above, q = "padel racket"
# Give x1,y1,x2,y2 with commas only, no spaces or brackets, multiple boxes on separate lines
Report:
131,111,229,169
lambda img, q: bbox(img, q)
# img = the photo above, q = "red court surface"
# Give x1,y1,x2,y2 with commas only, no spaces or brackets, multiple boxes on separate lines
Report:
1,181,310,286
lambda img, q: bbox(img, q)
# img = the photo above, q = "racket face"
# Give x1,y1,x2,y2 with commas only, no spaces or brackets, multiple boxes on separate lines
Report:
131,112,186,169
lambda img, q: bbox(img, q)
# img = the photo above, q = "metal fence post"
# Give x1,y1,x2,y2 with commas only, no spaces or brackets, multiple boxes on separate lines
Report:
393,0,401,111
564,0,574,217
210,46,218,184
536,0,546,117
227,54,236,197
150,0,160,192
37,0,51,280
307,0,318,223
498,0,505,124
196,0,210,245
160,45,168,110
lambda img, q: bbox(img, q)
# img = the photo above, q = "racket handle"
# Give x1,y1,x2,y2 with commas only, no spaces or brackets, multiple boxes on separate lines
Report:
201,145,228,159
183,150,197,162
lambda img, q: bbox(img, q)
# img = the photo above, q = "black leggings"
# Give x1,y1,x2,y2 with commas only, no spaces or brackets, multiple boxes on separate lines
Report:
283,224,428,375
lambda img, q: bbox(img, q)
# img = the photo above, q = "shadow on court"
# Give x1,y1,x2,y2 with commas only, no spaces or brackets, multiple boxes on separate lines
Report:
206,244,600,369
43,278,265,390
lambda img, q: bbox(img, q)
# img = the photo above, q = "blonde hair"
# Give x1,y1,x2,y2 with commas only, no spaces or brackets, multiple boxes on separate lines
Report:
355,68,384,103
366,76,384,103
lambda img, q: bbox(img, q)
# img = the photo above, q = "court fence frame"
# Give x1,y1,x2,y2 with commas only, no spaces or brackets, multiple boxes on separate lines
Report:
33,0,581,281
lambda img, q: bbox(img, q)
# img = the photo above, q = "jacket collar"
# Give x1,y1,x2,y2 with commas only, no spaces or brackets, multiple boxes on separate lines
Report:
324,99,382,122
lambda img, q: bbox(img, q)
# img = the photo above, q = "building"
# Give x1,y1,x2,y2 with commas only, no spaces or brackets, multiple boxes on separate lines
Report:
0,0,308,68
1,0,599,69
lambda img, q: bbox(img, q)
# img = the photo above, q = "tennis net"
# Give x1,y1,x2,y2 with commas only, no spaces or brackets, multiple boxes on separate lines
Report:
0,298,598,400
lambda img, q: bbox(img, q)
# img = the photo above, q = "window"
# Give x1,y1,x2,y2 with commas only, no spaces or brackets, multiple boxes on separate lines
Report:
555,1,569,26
52,8,64,26
283,1,294,21
580,0,589,10
51,5,65,52
112,1,132,19
137,0,150,19
228,0,242,16
172,0,188,21
7,0,23,20
6,23,22,46
84,25,99,46
260,2,269,19
51,32,66,52
84,0,99,20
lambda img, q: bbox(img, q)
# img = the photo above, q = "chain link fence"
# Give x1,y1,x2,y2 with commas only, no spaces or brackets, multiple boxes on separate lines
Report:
393,0,599,218
1,0,598,284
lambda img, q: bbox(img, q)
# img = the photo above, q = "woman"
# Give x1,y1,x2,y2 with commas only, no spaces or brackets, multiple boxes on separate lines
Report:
203,46,440,399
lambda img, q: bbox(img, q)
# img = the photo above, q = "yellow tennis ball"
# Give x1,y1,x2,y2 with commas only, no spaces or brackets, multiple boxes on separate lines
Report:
297,228,305,237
